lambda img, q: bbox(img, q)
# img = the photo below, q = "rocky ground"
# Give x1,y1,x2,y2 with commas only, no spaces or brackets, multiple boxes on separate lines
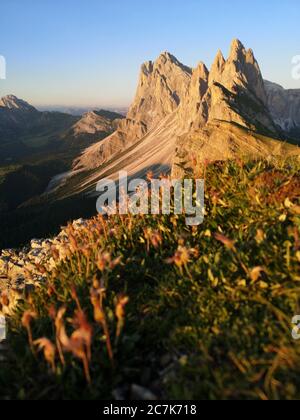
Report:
0,219,87,316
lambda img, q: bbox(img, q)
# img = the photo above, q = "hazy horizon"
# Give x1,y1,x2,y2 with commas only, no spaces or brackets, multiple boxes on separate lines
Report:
0,0,299,108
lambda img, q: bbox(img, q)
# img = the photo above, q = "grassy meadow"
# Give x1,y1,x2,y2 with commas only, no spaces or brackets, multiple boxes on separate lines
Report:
0,158,300,400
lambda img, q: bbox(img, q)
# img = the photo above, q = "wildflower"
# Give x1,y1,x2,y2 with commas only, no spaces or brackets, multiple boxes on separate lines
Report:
143,228,163,252
72,310,93,363
255,229,266,244
96,251,111,272
55,307,67,365
48,304,56,320
279,214,287,222
91,288,114,364
56,307,93,384
69,232,79,253
166,245,198,275
250,267,265,283
115,295,129,341
214,233,236,251
91,290,105,324
51,246,60,261
71,286,82,312
0,292,9,308
109,256,122,270
34,338,56,373
21,310,37,354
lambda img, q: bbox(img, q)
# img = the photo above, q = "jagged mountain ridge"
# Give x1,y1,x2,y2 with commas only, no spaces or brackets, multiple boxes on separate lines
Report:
61,39,299,197
73,51,192,171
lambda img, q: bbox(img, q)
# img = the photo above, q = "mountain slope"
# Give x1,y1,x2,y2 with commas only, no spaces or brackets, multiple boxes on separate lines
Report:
0,94,124,165
0,95,79,162
63,110,123,143
53,39,299,198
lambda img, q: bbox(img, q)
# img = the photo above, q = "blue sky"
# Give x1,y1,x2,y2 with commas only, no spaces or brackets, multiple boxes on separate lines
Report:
0,0,299,107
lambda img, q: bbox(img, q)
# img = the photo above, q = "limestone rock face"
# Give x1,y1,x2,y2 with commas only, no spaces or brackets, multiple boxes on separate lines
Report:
128,52,192,130
178,62,209,131
264,80,300,137
205,39,276,134
214,39,266,103
73,53,192,171
177,39,277,135
209,50,226,86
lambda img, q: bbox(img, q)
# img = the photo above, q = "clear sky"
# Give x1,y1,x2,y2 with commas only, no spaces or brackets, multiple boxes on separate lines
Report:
0,0,299,108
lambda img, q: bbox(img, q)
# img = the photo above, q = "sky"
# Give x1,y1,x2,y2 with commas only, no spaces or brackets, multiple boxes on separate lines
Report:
0,0,299,108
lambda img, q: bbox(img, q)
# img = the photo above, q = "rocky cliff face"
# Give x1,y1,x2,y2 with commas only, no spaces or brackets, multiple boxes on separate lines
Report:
177,40,277,135
264,80,300,138
205,40,277,134
73,53,192,171
127,52,192,130
72,39,290,180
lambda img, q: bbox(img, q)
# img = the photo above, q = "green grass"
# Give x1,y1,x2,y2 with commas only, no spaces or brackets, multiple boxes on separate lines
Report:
1,158,300,400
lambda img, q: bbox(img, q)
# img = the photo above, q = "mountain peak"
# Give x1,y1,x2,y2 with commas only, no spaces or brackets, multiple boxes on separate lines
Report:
158,51,177,62
196,61,209,75
209,49,225,85
0,95,37,112
155,51,192,75
160,51,172,57
229,38,246,57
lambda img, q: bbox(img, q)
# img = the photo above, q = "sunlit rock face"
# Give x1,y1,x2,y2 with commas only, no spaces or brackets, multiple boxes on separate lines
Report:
72,52,192,171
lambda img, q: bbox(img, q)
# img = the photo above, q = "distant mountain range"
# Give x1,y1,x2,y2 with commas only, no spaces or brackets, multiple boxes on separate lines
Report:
0,95,124,163
37,105,128,117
